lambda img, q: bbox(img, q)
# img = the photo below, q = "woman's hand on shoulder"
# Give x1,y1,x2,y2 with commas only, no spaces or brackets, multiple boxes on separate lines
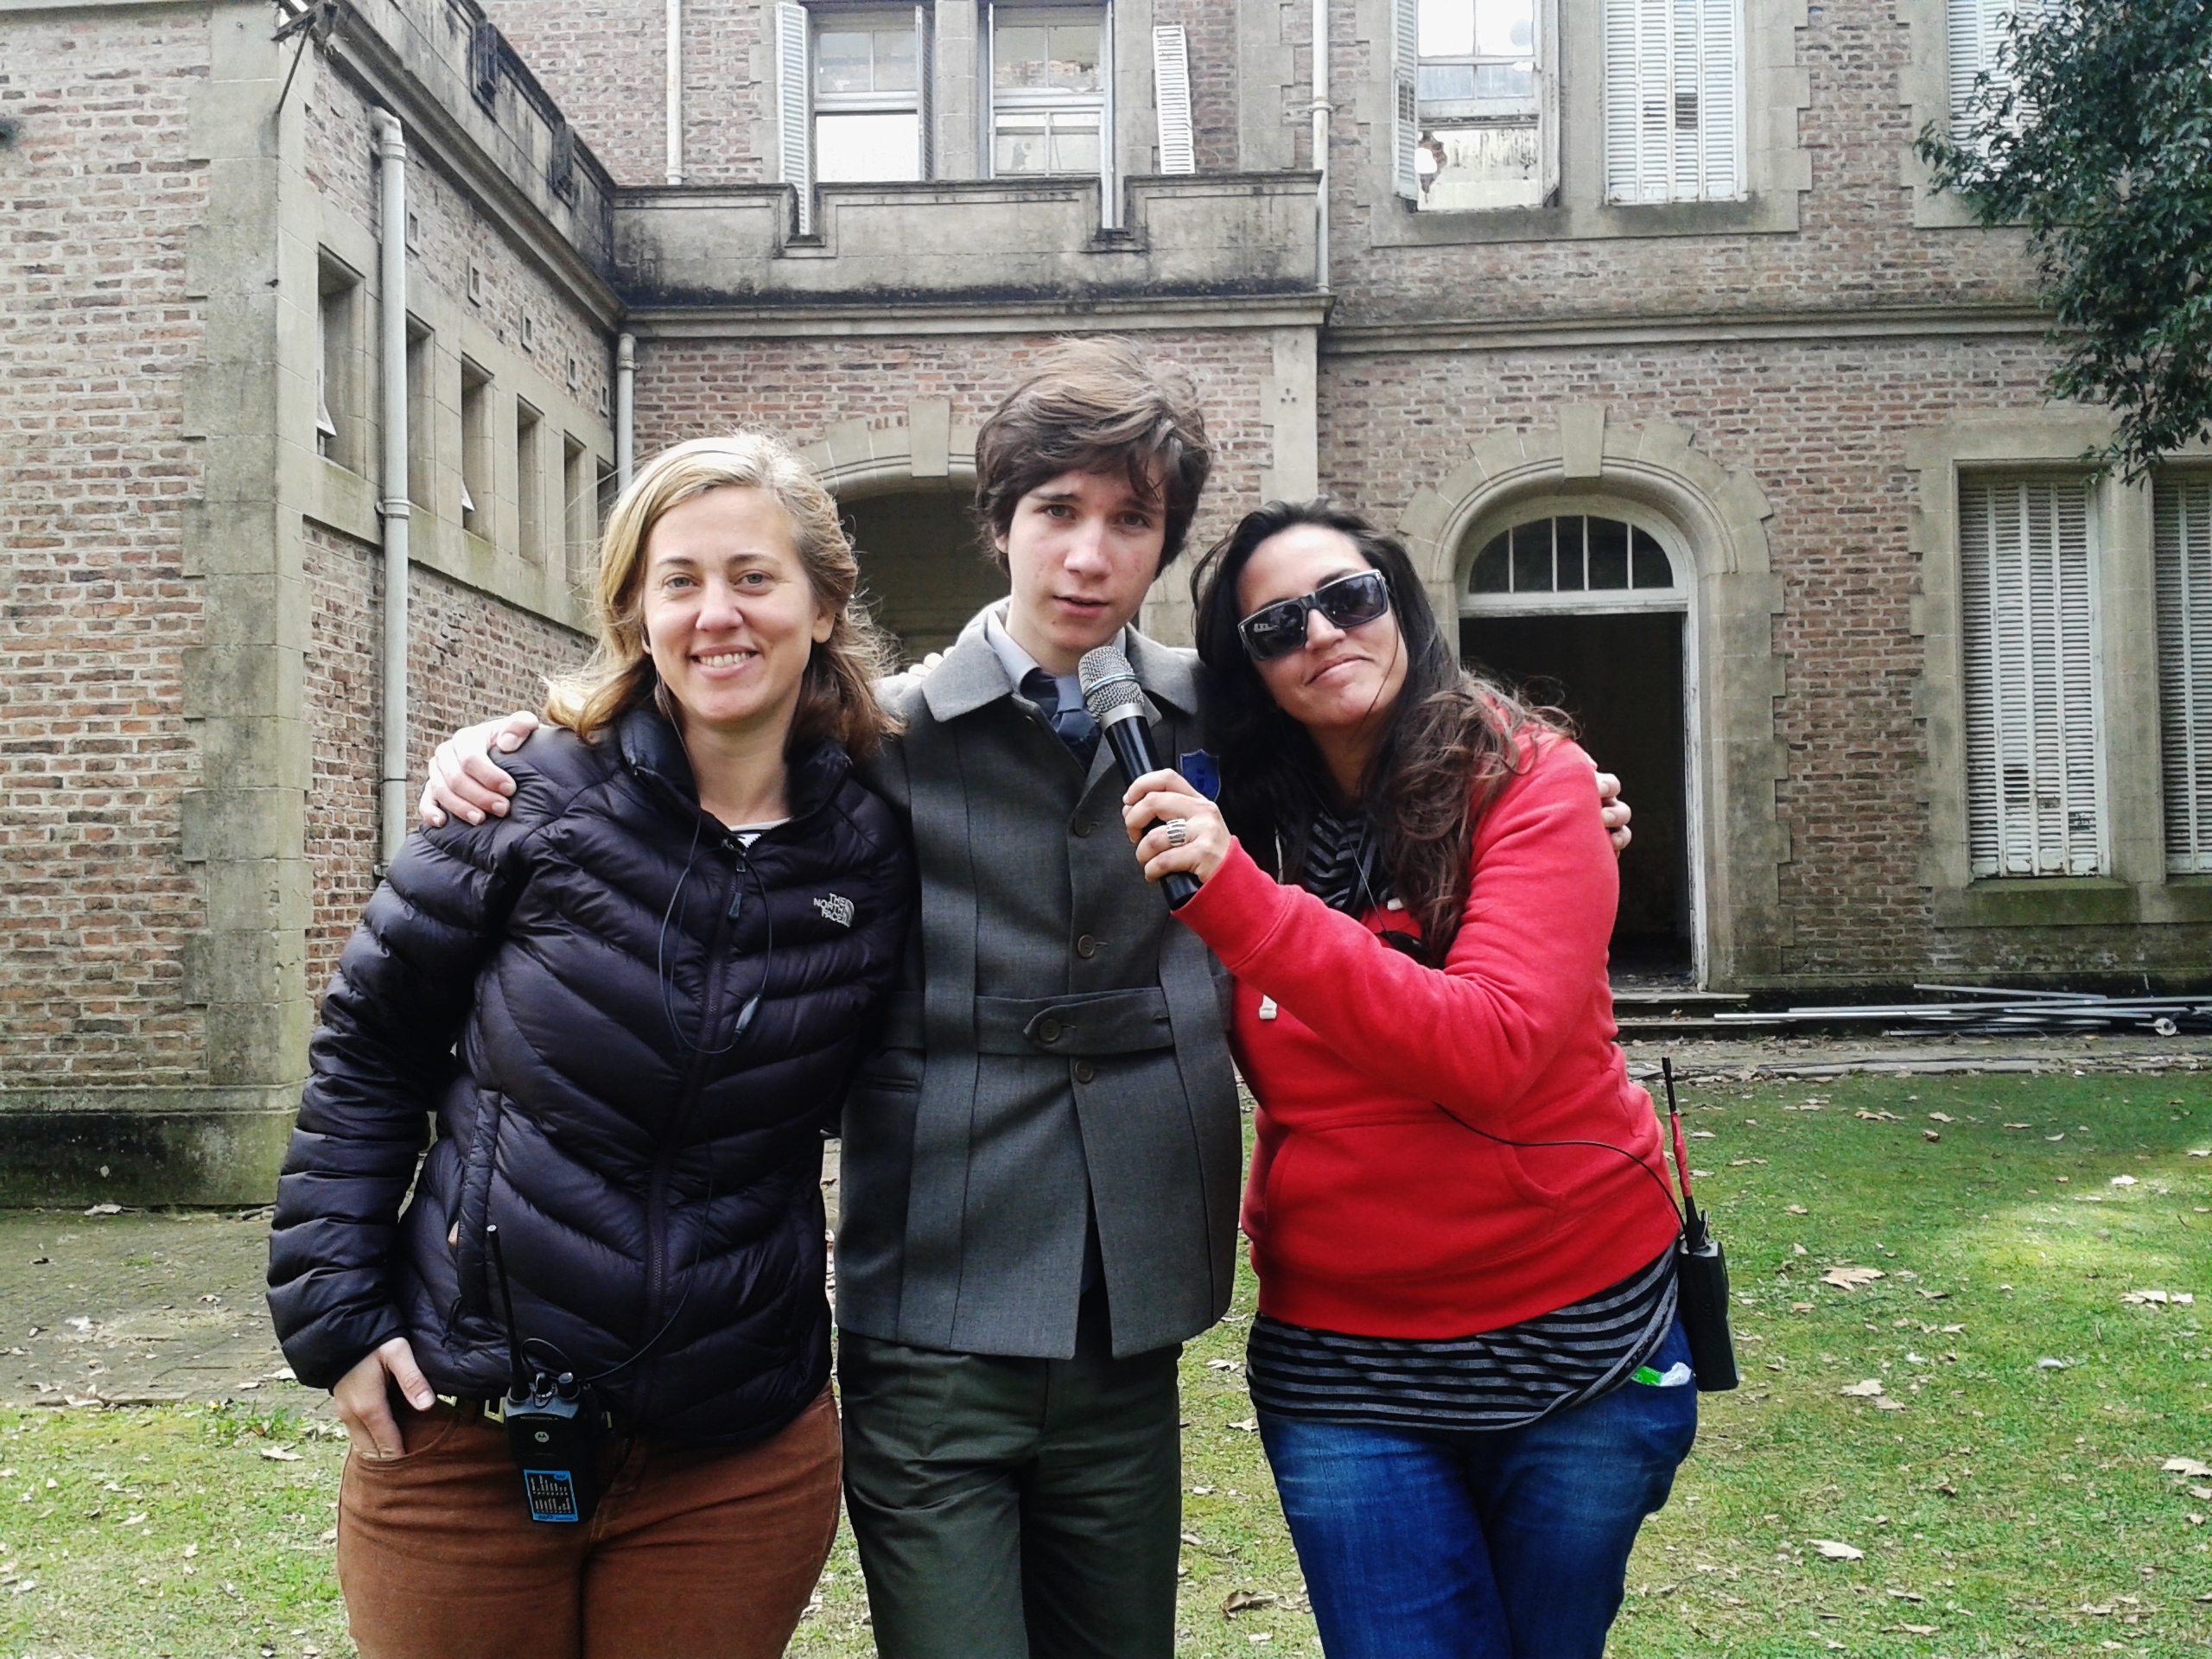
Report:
1122,769,1235,888
418,712,540,828
1596,770,1632,855
332,1335,435,1459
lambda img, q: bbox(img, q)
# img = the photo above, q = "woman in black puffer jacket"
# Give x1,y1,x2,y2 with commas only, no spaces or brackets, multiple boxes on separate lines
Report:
267,432,912,1659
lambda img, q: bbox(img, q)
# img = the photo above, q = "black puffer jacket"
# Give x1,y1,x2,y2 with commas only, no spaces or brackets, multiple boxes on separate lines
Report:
267,708,912,1446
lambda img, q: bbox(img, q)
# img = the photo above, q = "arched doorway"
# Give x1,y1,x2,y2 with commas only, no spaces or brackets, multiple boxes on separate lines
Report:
840,486,1008,664
1459,505,1697,981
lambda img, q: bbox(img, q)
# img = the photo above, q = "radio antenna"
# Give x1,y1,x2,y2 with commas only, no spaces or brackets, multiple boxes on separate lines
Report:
485,1224,532,1391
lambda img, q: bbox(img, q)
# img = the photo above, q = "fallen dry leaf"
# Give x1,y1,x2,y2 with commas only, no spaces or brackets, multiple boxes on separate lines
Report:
1888,1590,1926,1604
1855,1109,1902,1122
1896,1623,1937,1636
258,1448,302,1463
2163,1458,2212,1478
2111,1174,2139,1187
1221,1589,1278,1615
1811,1540,1865,1561
1874,1396,1908,1411
1787,1204,1809,1216
2124,1290,2174,1306
1840,1379,1886,1397
1929,1112,1954,1123
1923,1129,1942,1142
1227,1419,1258,1433
1917,1288,1949,1300
1823,1267,1885,1291
2004,1122,2031,1128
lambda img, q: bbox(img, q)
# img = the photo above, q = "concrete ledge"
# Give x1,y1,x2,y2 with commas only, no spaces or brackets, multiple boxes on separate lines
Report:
0,1088,299,1208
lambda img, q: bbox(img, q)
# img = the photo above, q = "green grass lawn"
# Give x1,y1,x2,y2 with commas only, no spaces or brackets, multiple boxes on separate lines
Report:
4,1069,2210,1657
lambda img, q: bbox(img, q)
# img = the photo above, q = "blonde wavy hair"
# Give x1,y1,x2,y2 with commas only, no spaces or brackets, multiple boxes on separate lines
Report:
544,431,897,756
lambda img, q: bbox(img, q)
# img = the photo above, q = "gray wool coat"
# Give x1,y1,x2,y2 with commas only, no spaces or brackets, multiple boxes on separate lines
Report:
837,603,1244,1360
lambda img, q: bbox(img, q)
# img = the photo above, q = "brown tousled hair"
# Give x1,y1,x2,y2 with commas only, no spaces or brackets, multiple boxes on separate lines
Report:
1191,499,1567,965
972,338,1214,572
544,431,897,757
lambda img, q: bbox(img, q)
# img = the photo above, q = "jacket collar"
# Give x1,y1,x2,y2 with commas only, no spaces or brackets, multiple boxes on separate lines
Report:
615,702,850,823
921,598,1200,724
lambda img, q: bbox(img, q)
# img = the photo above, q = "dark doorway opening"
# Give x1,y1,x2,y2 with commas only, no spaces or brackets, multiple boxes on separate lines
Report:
840,488,1009,663
1460,611,1693,978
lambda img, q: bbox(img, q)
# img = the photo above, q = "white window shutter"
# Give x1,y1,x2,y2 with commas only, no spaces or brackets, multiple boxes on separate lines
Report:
1153,24,1193,175
1961,480,2105,878
916,4,935,180
1605,0,1739,203
2156,479,2212,873
1392,0,1418,200
775,2,813,233
1946,0,1992,125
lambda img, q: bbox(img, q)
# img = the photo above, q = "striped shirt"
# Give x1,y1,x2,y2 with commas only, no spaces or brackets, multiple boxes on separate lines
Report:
1246,1243,1679,1433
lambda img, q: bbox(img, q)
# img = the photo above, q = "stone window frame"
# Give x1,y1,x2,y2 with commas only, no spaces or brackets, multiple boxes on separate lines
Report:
1906,414,2212,930
1895,0,2005,230
1395,408,1791,988
1354,0,1811,248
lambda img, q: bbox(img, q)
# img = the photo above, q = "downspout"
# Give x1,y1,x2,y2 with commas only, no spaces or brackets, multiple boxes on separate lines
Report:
372,110,410,867
616,334,636,487
665,0,683,183
1311,0,1329,291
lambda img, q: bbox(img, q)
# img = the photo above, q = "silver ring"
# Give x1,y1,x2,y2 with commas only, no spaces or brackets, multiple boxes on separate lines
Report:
1165,818,1190,848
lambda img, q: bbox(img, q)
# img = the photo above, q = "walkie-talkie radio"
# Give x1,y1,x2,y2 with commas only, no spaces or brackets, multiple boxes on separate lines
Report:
1661,1058,1740,1392
486,1224,603,1523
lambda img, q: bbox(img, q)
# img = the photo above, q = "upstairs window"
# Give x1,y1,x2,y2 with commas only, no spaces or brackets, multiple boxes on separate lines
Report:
815,9,926,182
1960,478,2105,878
1603,0,1743,205
2155,477,2212,874
1404,0,1546,213
1947,0,2043,137
990,6,1105,179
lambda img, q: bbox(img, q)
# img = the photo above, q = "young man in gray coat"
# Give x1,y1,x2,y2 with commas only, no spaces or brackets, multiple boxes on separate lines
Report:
417,342,1630,1656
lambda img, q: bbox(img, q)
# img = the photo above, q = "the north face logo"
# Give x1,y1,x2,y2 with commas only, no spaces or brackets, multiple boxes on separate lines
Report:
813,893,855,928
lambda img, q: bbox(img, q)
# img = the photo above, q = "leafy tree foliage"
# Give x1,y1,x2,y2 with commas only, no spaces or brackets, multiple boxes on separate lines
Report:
1918,0,2212,479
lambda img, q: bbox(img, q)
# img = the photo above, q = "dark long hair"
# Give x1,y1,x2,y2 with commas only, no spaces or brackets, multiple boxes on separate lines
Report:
1190,499,1563,964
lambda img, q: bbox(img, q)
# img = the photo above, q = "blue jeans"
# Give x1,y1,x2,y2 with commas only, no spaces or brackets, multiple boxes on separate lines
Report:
1257,1318,1698,1659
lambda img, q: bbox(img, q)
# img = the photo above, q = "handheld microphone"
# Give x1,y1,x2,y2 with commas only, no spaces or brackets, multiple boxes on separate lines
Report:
1078,645,1201,909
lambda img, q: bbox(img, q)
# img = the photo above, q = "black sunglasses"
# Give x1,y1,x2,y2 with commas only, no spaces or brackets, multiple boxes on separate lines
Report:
1236,570,1392,662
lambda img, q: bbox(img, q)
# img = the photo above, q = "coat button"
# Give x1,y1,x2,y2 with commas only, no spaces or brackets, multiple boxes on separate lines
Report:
1037,1017,1062,1044
1076,934,1098,958
1074,1061,1096,1084
1071,819,1092,838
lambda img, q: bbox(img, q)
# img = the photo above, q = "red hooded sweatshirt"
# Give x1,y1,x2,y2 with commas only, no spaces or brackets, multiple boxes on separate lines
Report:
1173,734,1683,1339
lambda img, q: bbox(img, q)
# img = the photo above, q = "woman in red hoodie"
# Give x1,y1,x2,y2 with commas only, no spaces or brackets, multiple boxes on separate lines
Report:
1121,499,1694,1659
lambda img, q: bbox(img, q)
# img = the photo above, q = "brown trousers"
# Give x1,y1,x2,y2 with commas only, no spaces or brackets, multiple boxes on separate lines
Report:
335,1386,842,1659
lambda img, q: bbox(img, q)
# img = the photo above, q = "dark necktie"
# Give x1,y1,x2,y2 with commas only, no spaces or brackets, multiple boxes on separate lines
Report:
1021,667,1100,771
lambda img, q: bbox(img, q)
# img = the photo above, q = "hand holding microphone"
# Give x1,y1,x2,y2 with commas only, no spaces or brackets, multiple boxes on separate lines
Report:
1079,646,1231,908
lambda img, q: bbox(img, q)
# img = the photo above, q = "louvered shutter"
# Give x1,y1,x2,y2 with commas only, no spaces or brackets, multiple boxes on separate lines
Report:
1605,0,1740,203
1154,24,1193,175
2156,480,2212,874
775,2,812,232
1961,479,2105,878
1946,0,1992,125
916,3,935,180
1392,0,1418,200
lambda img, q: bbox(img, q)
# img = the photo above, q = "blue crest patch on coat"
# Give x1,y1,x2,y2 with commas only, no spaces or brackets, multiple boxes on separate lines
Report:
1177,750,1222,801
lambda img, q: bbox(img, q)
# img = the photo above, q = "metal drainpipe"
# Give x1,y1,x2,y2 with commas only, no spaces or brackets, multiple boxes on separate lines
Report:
665,0,683,184
616,334,636,487
372,108,410,866
1312,0,1329,291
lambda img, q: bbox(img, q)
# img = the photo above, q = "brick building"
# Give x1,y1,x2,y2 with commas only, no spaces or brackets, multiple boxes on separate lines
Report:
3,0,2207,1203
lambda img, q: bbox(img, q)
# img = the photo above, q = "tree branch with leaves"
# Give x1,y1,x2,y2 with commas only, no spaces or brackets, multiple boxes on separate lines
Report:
1918,0,2212,480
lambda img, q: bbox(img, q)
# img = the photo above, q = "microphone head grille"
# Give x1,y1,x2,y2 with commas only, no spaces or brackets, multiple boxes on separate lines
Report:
1077,645,1146,720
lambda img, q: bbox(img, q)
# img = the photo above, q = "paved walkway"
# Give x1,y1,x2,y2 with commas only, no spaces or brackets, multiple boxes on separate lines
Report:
2,1033,2202,1412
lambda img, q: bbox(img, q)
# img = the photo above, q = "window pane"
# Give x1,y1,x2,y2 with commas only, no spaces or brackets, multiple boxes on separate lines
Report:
817,29,876,94
1555,518,1586,590
1051,113,1101,174
1631,527,1675,588
875,25,918,92
1587,518,1630,588
1511,522,1553,592
1419,0,1475,57
1471,533,1511,594
995,116,1051,175
1046,24,1101,90
1418,63,1477,100
994,25,1046,86
1473,0,1534,56
817,112,921,182
1475,61,1535,99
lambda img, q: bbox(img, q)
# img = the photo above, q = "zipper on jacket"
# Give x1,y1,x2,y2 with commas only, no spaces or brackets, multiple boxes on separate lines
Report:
638,830,747,1405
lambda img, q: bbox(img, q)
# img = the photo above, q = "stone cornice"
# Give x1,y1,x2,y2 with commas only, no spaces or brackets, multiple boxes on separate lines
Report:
628,291,1335,340
1322,304,2050,355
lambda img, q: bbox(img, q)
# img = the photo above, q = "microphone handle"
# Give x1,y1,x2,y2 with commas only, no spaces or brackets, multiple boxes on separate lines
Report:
1101,715,1202,909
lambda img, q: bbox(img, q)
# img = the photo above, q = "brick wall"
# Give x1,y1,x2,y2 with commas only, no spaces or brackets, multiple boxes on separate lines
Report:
482,0,666,186
302,523,589,1001
632,329,1274,571
0,11,211,1085
1317,333,2064,982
